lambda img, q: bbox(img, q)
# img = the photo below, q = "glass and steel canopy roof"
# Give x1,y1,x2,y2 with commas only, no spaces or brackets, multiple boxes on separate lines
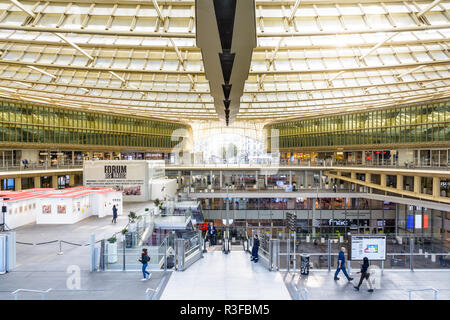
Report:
0,0,448,124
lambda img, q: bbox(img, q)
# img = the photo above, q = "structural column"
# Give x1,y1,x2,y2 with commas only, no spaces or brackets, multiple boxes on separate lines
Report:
432,176,440,198
397,174,403,191
414,175,421,194
34,176,41,188
69,174,75,187
380,174,387,188
52,175,58,189
365,173,371,184
14,178,21,191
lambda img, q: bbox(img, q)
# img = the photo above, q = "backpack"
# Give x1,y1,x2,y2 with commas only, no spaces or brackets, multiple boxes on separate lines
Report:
141,254,150,264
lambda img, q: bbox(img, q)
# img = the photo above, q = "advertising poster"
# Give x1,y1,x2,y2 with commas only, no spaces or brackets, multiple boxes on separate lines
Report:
84,161,148,201
42,205,52,214
351,236,386,261
57,205,66,214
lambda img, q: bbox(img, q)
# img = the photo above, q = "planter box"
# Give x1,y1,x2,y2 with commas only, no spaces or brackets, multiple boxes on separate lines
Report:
106,242,118,264
128,222,137,232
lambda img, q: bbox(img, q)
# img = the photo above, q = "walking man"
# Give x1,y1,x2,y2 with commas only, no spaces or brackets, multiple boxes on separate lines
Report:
112,205,118,224
207,222,217,246
334,247,353,282
251,234,260,263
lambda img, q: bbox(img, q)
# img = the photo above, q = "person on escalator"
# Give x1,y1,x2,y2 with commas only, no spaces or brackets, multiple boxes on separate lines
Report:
207,222,217,246
251,234,260,263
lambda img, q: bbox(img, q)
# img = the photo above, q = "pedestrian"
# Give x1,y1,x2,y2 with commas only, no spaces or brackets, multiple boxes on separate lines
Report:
139,248,151,281
112,205,118,224
251,234,260,263
354,257,374,292
207,222,217,246
334,247,353,282
333,183,337,193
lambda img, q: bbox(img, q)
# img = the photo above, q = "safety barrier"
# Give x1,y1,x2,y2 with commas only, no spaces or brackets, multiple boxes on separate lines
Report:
11,288,52,300
145,272,170,300
175,233,203,272
17,238,100,255
291,283,308,300
408,288,439,300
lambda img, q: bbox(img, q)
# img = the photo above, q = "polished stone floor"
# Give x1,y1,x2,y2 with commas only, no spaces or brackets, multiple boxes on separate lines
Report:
284,269,450,300
160,250,291,300
0,202,165,300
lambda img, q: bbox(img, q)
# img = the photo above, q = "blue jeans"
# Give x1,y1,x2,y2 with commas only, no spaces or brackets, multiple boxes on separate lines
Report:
334,263,351,280
142,263,150,278
251,247,259,260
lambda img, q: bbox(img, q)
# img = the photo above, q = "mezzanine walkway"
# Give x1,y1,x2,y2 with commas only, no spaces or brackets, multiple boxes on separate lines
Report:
160,250,291,300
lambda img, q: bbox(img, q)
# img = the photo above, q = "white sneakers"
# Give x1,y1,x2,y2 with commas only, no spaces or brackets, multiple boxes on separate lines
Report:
140,274,152,281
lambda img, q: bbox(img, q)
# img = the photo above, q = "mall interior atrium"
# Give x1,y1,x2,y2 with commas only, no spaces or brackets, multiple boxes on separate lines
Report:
0,0,449,302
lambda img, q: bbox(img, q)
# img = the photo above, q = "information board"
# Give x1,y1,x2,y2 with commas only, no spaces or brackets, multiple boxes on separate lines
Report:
351,236,386,261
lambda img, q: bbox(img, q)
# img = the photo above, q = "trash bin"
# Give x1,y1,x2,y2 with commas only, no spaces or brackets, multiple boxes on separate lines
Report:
300,254,310,275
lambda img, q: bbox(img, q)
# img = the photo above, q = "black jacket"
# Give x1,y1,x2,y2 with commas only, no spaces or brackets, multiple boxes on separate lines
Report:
139,254,150,264
253,238,260,248
360,258,369,273
207,225,217,236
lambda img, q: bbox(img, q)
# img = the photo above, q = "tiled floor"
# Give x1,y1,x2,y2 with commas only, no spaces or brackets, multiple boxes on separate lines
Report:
160,250,291,300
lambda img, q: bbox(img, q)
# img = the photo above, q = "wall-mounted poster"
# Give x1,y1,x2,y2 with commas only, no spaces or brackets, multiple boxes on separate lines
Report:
42,205,51,214
57,205,66,214
33,203,36,209
351,236,386,261
123,185,141,196
19,206,23,213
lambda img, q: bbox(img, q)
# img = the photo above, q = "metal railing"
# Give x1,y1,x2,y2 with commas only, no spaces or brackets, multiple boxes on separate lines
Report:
291,283,308,300
175,232,203,271
408,288,439,300
11,288,52,300
0,162,83,172
145,272,170,300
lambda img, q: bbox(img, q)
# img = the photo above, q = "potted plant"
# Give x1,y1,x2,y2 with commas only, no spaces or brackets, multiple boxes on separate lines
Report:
106,236,118,263
127,212,141,232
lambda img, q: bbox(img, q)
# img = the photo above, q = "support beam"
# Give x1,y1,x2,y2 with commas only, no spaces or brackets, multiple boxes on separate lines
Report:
10,0,35,18
54,33,94,61
397,174,403,191
27,66,57,79
69,174,75,187
380,174,387,188
433,176,440,198
288,0,301,23
414,175,421,194
14,177,21,191
417,0,443,18
34,176,41,188
52,175,58,189
359,32,398,60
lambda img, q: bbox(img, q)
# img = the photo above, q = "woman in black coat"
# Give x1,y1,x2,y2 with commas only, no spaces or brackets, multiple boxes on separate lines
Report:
251,234,260,263
354,257,374,292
